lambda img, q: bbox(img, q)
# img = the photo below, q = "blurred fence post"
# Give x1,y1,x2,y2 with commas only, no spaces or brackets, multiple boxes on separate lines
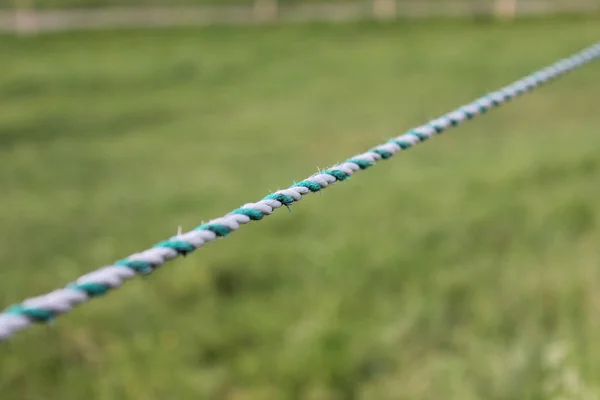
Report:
372,0,397,20
254,0,279,22
494,0,518,19
15,0,38,35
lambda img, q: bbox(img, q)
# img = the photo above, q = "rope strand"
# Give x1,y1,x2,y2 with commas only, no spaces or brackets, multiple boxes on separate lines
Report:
1,42,599,342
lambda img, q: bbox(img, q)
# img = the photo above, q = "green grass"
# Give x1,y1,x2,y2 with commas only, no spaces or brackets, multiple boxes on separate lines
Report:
1,17,600,399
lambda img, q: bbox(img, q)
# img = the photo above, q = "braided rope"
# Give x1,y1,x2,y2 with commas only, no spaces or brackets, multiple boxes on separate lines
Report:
1,42,599,342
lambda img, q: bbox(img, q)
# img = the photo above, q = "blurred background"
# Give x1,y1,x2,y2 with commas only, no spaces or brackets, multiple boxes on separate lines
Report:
1,1,600,399
1,0,599,33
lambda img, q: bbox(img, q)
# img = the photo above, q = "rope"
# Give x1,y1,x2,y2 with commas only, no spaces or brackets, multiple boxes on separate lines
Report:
1,42,599,343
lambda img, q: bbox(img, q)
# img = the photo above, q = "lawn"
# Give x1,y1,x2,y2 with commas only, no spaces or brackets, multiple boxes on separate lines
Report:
1,17,600,399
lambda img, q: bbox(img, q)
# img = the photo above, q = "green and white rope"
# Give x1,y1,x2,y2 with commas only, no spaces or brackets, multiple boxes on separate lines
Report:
1,42,599,342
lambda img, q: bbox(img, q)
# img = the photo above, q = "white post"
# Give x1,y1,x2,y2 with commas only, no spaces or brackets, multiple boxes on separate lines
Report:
372,0,397,20
253,0,278,22
494,0,518,20
15,0,38,35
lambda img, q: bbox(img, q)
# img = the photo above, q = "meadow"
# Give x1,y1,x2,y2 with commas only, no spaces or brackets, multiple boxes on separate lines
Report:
1,17,600,399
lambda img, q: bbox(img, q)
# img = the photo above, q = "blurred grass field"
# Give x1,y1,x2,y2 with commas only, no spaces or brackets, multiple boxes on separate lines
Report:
1,17,600,399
